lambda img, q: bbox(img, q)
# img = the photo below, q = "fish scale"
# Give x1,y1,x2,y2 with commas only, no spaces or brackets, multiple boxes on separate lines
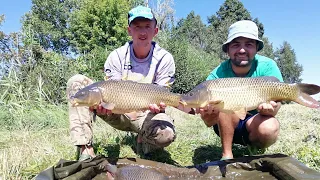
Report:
182,76,320,119
70,80,182,114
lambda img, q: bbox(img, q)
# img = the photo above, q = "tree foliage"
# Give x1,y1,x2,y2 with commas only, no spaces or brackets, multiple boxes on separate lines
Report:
206,0,264,59
274,41,303,83
22,0,79,54
1,14,79,106
148,0,175,31
175,11,207,49
68,0,130,54
258,37,275,59
1,0,304,106
165,37,219,93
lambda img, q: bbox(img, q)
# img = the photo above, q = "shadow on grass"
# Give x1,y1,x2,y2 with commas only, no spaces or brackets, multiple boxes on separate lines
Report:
93,141,121,158
192,144,250,165
121,133,181,166
142,149,182,167
93,133,180,166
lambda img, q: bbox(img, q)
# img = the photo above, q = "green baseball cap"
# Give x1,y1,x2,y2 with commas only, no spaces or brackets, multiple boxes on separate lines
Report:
128,5,156,25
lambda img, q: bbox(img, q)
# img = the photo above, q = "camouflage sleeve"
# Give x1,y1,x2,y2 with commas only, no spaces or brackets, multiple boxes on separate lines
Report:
104,50,122,80
153,53,175,87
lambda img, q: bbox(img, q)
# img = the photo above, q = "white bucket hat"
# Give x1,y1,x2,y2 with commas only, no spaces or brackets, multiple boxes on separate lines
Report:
222,20,264,53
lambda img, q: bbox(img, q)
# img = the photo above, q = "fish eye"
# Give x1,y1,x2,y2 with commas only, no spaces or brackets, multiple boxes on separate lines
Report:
189,92,194,96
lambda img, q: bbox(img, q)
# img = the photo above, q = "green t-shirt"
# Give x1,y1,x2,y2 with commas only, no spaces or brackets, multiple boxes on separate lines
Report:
206,54,283,82
206,54,284,115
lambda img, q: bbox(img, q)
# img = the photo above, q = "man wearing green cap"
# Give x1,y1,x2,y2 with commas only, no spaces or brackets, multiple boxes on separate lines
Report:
197,20,284,160
66,5,178,161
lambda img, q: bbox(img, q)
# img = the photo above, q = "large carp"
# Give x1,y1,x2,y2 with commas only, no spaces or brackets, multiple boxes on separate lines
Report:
181,76,320,120
106,165,169,180
70,80,183,114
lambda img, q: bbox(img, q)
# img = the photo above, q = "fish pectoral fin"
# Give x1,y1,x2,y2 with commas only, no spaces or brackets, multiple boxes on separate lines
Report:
101,102,115,110
208,100,222,104
208,100,225,109
234,108,247,120
125,111,138,121
179,100,187,107
71,102,79,107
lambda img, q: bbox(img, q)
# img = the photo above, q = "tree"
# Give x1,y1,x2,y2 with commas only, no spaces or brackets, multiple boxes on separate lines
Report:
206,0,265,59
22,0,79,54
208,0,251,29
258,37,274,59
0,15,25,77
148,0,175,31
68,0,131,54
274,41,303,83
174,11,208,49
165,38,219,93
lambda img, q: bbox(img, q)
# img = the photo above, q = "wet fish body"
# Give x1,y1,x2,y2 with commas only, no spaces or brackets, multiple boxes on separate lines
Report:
114,166,169,180
70,80,182,114
181,76,320,119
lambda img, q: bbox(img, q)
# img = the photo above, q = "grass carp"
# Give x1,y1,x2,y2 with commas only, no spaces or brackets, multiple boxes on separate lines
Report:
181,76,320,120
70,80,183,114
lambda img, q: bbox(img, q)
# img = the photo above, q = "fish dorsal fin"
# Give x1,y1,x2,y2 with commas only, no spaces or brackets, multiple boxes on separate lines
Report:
101,102,115,110
234,107,247,120
259,76,281,82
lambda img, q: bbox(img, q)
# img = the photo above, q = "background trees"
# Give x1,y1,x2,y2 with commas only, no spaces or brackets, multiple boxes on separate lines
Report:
0,0,304,105
274,41,303,83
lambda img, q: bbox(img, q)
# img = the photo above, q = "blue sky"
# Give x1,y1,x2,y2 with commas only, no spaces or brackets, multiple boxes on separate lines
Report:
1,0,319,99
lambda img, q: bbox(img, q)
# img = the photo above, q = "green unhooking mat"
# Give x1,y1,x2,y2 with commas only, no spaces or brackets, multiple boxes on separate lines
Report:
35,153,320,180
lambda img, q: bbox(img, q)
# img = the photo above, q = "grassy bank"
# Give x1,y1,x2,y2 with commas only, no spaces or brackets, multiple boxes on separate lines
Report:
0,103,319,179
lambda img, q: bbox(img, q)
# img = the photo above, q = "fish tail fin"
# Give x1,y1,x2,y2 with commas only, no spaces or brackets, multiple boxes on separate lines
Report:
294,83,320,109
295,92,320,109
297,83,320,95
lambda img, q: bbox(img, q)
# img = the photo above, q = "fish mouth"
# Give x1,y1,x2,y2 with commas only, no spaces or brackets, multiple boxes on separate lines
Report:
69,96,80,107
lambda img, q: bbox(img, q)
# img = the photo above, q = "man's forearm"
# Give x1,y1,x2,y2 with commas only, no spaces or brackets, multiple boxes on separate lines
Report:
202,115,219,127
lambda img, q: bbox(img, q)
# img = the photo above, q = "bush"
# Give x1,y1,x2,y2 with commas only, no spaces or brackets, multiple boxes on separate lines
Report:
165,38,220,93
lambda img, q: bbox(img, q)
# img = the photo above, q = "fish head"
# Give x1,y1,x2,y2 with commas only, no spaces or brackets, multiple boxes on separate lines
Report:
181,84,211,108
70,85,102,107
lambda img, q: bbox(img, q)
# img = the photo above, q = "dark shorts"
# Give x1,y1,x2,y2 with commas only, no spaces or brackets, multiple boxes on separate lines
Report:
213,114,254,146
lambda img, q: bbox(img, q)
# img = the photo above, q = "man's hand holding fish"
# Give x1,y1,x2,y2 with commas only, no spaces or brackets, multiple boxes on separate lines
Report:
257,101,281,117
89,102,167,120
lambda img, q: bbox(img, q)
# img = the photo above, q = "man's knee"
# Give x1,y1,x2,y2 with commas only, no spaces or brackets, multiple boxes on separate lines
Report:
248,116,280,148
154,124,175,146
140,113,176,148
67,74,91,84
257,116,280,137
66,74,93,99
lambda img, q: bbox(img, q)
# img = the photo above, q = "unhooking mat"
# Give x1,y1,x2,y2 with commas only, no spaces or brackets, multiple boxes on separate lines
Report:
35,153,320,180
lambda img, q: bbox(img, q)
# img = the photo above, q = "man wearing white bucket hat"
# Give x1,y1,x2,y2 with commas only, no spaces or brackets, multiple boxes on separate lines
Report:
198,20,284,160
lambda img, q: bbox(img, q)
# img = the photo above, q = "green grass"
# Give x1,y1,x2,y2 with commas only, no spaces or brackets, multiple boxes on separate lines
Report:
0,103,319,179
